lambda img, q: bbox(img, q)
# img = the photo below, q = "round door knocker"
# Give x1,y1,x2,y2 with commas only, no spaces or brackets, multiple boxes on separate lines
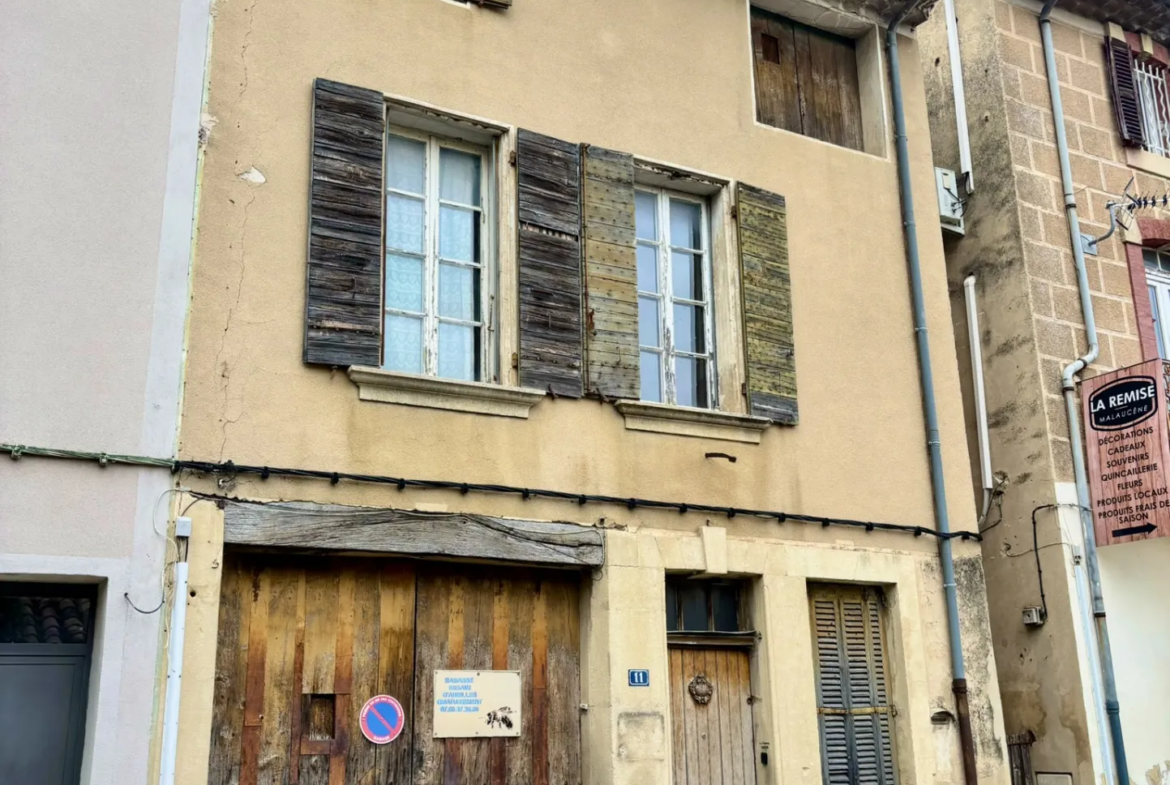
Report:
688,673,714,705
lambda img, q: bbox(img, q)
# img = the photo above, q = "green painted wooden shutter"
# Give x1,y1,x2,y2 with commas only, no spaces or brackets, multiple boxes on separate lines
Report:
303,78,386,367
581,144,639,400
811,586,896,785
516,129,584,397
737,183,797,423
1104,38,1144,149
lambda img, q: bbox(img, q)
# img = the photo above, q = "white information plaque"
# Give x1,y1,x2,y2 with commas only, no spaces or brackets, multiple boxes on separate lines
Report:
433,670,522,738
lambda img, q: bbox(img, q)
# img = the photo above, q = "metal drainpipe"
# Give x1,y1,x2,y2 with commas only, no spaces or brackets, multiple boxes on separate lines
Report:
1038,3,1130,783
886,8,978,785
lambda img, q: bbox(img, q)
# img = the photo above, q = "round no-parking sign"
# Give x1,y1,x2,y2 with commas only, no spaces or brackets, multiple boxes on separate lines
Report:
359,695,406,744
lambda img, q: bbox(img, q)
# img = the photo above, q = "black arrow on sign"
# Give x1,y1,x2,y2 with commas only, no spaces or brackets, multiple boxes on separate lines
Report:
1111,522,1157,538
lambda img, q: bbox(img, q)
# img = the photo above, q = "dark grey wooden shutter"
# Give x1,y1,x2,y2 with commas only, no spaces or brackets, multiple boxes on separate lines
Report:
516,129,584,397
304,78,385,367
737,182,797,423
812,587,896,785
581,145,639,400
1105,38,1144,148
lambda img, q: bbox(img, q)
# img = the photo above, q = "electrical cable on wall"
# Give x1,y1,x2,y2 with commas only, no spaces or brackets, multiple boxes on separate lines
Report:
1,442,983,542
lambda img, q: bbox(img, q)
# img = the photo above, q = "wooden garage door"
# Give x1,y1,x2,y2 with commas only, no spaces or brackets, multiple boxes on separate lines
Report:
208,555,581,785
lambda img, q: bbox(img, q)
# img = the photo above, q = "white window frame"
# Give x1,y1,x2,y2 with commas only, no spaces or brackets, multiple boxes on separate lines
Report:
383,125,494,381
1145,249,1170,359
636,186,717,409
1134,56,1170,158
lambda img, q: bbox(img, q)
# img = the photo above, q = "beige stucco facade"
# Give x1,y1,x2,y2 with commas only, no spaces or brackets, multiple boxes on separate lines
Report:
167,0,1011,783
921,0,1170,782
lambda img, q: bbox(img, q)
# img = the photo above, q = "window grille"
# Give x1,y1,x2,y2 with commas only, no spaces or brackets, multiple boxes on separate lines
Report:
1135,58,1170,157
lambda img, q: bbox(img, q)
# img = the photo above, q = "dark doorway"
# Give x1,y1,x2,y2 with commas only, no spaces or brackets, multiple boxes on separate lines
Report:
0,583,96,785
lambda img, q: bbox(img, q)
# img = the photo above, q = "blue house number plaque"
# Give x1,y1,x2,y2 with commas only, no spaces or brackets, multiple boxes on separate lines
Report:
628,669,650,687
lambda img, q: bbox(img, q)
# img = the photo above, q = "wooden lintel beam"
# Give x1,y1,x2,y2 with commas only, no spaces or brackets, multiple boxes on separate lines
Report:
223,502,605,568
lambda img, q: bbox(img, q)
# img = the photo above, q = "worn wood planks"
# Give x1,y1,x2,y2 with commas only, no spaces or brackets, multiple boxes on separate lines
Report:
736,183,797,424
224,502,604,568
516,129,584,397
304,78,386,368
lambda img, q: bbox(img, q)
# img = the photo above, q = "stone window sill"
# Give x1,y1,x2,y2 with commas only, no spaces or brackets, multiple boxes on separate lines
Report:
1125,147,1170,181
614,400,771,444
348,367,546,418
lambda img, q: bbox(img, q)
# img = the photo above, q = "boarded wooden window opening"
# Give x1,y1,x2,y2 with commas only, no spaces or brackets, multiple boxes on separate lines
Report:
750,9,863,152
809,584,896,785
209,554,582,785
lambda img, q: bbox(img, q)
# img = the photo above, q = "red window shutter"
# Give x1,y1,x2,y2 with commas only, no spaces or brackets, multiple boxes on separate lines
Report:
1105,38,1145,148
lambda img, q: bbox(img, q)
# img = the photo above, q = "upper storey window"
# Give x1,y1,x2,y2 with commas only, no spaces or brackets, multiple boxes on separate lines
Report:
383,130,489,382
750,7,864,151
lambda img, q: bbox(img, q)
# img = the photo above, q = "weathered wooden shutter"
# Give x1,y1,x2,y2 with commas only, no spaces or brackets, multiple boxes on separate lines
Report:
1105,38,1145,148
516,129,584,397
581,145,639,399
811,587,896,785
737,183,797,424
304,78,385,367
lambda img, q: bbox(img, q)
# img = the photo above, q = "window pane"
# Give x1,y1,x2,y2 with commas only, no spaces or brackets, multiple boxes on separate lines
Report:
712,585,739,632
438,322,478,381
383,314,423,373
637,244,658,293
439,205,478,263
636,191,658,241
440,148,481,205
640,351,662,402
1153,285,1168,359
670,199,702,250
679,584,707,631
673,304,705,353
0,593,92,644
675,356,708,408
386,253,424,313
1144,249,1159,270
672,251,703,301
439,263,479,321
386,135,426,194
638,297,661,347
665,583,678,630
386,194,425,254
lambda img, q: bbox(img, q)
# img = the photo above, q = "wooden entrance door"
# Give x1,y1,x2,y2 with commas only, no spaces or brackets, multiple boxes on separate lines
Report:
209,554,581,785
668,648,756,785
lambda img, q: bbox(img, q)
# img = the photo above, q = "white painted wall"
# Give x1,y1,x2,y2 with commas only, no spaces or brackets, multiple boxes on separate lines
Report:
0,0,209,780
1098,537,1170,785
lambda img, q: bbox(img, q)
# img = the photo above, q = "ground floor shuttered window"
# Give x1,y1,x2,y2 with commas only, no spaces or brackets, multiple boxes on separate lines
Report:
808,584,896,785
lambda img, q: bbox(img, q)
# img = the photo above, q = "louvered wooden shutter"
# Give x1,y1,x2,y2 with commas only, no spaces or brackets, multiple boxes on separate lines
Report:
304,78,386,367
516,129,584,397
581,145,639,399
737,183,797,423
1105,38,1145,148
811,587,896,785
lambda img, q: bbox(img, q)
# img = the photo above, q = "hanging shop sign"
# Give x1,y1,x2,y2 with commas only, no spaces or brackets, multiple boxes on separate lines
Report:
1081,358,1170,545
433,670,522,738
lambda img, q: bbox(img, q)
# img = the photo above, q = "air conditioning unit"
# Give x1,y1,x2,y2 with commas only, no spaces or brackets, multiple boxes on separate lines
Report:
936,167,965,236
1022,606,1045,627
